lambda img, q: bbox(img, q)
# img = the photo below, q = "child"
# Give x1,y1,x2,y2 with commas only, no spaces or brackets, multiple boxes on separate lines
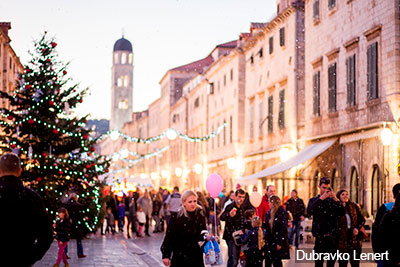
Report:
118,201,126,232
136,207,146,237
241,216,264,267
105,207,115,235
53,207,72,267
243,209,256,232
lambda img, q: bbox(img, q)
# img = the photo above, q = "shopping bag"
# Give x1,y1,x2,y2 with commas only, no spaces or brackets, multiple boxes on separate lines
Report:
204,240,216,265
212,238,223,265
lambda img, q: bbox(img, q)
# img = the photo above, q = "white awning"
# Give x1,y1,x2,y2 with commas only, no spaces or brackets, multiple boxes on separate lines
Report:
237,139,337,185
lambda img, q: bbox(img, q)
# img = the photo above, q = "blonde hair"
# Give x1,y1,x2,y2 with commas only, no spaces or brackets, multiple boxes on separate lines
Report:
178,190,202,217
252,216,264,250
268,195,282,231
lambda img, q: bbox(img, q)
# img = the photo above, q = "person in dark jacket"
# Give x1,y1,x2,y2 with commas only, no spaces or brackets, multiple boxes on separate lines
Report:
372,182,400,263
285,189,305,249
152,192,163,233
307,177,343,267
220,189,246,267
64,193,86,258
0,153,53,267
379,191,400,267
264,196,290,267
53,207,72,267
241,216,264,267
335,190,365,267
161,190,210,267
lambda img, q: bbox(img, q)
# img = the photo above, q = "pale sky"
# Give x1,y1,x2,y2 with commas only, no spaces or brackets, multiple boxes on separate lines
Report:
2,0,276,119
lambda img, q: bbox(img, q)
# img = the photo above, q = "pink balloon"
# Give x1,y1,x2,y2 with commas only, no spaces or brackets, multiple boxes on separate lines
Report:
206,174,223,198
249,192,262,208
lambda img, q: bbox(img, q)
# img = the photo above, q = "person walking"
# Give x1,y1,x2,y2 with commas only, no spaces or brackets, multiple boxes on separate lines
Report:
241,216,264,267
105,207,115,235
64,193,86,258
307,177,343,267
257,185,276,223
161,190,210,267
137,190,153,236
128,197,138,237
264,196,290,267
335,190,365,267
53,207,72,267
379,190,400,267
152,192,163,233
220,189,246,267
0,153,53,266
165,186,182,226
285,189,305,249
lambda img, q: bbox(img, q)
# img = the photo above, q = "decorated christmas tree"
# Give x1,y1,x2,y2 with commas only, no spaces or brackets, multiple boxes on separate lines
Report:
0,32,110,233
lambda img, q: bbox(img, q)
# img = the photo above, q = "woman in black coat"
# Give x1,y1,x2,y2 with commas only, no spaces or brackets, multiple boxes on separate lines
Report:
161,190,210,267
264,196,290,267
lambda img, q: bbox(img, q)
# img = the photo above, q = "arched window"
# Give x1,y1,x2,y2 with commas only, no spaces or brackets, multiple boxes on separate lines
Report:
124,75,129,87
118,99,128,109
350,167,359,203
121,53,127,64
117,77,123,87
128,53,133,64
371,165,382,216
114,53,119,64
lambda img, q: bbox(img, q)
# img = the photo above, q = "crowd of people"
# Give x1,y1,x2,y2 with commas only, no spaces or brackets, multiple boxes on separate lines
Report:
0,152,399,267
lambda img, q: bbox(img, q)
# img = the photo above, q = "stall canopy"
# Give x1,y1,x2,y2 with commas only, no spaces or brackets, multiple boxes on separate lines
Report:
237,139,337,185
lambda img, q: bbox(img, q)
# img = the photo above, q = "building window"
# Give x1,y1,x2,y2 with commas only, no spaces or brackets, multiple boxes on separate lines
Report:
268,96,273,132
9,57,12,69
121,53,127,64
230,69,233,81
328,0,336,9
350,167,360,203
249,105,254,139
371,165,382,216
118,99,128,109
258,100,263,136
259,47,263,58
124,75,129,87
224,75,226,86
367,42,379,100
328,62,337,112
223,119,226,146
313,0,320,20
194,97,200,108
114,53,119,64
230,115,233,143
278,89,285,128
313,71,321,116
250,55,254,64
279,27,285,47
269,37,274,54
117,76,123,87
346,54,356,106
128,53,133,64
208,82,215,95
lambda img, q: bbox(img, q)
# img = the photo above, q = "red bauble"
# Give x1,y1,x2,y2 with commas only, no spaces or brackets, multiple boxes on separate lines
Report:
26,68,31,73
79,99,83,103
59,171,63,175
84,119,88,123
63,70,67,75
51,42,57,48
46,59,51,63
25,84,32,89
37,177,42,182
82,134,88,140
42,48,46,53
91,147,95,152
49,100,54,105
86,164,90,169
7,115,12,120
28,119,34,124
105,169,109,173
11,144,16,149
87,153,91,156
53,129,59,134
42,153,47,157
85,217,89,221
92,163,95,167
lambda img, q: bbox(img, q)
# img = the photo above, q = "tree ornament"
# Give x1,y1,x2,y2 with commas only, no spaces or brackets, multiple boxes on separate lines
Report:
42,152,47,157
49,100,54,105
83,134,88,140
37,177,42,182
86,164,91,169
79,99,83,103
28,145,33,160
11,144,17,149
59,171,63,175
53,129,59,134
63,70,67,75
7,115,12,120
25,84,32,89
51,42,57,48
91,147,95,152
28,119,34,124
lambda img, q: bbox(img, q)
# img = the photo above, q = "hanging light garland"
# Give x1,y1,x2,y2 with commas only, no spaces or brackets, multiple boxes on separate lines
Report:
98,122,227,143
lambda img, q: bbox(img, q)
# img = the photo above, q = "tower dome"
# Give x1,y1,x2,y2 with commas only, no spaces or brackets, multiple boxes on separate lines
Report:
113,37,132,52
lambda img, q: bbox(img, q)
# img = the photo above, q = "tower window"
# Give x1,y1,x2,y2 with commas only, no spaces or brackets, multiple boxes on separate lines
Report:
118,99,128,109
121,53,127,64
114,53,119,64
129,53,133,64
124,75,129,87
117,77,123,87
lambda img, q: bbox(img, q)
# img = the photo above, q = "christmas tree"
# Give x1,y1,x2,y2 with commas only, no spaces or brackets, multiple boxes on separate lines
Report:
0,32,110,233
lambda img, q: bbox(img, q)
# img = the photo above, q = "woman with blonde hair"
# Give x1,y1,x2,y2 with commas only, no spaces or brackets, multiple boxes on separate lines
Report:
161,190,211,266
241,216,265,267
264,196,290,267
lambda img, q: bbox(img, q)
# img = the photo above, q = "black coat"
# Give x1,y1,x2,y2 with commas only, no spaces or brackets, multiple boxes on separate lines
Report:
285,197,305,221
264,206,290,260
307,195,343,238
379,207,400,266
219,202,245,241
55,218,72,243
161,208,207,267
152,199,162,216
0,175,53,266
372,202,393,253
64,199,84,239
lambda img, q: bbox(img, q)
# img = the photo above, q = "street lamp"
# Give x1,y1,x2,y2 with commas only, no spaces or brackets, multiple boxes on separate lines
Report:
175,167,183,177
166,128,178,140
380,126,393,203
194,163,203,174
110,130,119,141
227,157,236,169
381,128,393,146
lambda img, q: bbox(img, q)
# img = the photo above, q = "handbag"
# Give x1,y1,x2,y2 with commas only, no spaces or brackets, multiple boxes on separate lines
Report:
204,240,216,265
212,238,223,266
232,230,244,246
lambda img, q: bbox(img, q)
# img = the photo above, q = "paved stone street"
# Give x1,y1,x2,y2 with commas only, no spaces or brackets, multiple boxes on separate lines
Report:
35,226,376,267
